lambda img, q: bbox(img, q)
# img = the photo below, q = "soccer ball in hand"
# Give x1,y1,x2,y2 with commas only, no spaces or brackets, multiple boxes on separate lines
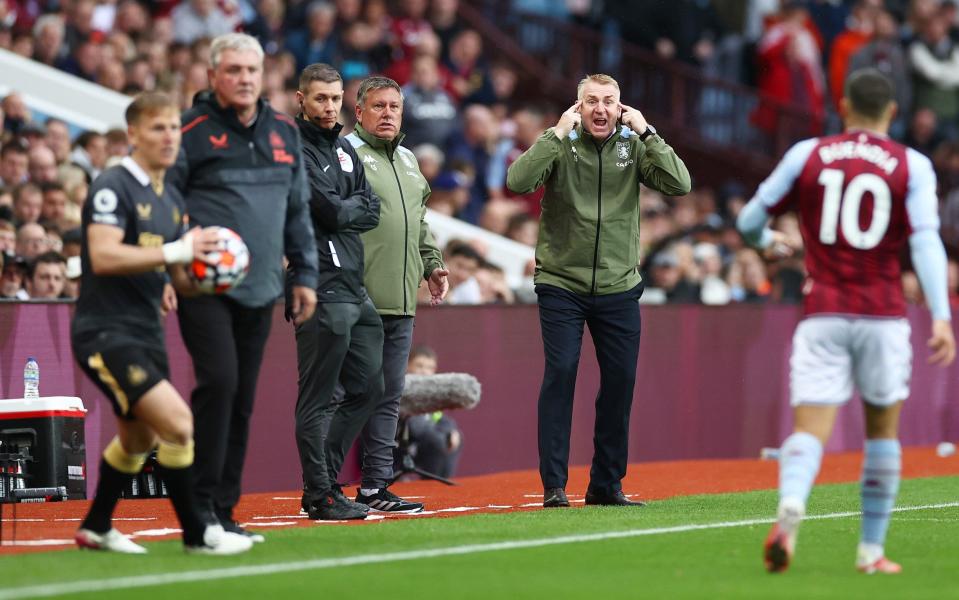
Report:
190,227,250,294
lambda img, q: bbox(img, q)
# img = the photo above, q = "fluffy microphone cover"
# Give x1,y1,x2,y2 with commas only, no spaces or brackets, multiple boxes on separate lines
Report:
400,373,481,416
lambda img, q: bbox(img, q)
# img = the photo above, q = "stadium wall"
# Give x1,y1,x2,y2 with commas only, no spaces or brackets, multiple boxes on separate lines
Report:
0,303,954,495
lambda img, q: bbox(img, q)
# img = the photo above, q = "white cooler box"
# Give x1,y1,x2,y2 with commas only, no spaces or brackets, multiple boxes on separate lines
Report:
0,397,86,500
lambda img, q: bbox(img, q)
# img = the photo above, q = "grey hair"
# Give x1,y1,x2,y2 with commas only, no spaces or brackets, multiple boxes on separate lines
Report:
33,14,65,38
576,73,619,100
307,0,335,17
356,76,403,107
412,143,445,165
210,33,264,69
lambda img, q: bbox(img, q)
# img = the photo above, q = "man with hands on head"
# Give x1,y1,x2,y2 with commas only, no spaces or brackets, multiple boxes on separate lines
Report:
507,74,690,510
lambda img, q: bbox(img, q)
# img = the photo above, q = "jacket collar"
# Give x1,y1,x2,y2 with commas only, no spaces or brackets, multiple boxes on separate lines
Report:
193,90,268,132
570,124,632,143
353,123,405,158
296,114,343,146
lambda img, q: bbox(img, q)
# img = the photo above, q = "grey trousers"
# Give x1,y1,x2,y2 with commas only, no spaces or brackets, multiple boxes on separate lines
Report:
330,315,414,488
295,299,384,501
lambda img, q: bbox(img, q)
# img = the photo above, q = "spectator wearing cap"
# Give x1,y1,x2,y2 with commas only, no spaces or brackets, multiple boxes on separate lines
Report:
60,226,82,258
426,169,468,215
649,248,700,304
1,252,28,299
12,182,41,225
19,122,48,151
24,250,65,299
0,142,28,187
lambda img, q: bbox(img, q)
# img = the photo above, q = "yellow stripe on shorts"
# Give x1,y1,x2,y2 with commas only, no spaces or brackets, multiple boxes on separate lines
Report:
88,352,130,415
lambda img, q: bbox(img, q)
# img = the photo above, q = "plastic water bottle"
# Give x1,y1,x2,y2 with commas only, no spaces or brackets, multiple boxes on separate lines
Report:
759,447,780,461
23,357,39,399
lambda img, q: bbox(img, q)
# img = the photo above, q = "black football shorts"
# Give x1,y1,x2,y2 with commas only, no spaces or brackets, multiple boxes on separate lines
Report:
72,329,169,420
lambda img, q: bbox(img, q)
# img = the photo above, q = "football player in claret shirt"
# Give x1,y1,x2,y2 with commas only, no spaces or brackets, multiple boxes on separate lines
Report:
71,92,252,555
738,68,956,575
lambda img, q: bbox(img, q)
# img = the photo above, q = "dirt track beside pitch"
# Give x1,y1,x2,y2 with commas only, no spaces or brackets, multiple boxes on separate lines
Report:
2,447,956,555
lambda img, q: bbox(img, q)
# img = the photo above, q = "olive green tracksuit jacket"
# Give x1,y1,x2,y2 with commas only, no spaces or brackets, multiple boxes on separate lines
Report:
506,125,691,295
345,124,444,316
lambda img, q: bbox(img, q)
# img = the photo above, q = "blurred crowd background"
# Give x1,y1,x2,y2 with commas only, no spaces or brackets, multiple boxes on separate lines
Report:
1,0,958,308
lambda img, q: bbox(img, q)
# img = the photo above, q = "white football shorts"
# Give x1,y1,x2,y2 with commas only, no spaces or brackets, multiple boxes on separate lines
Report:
790,316,912,407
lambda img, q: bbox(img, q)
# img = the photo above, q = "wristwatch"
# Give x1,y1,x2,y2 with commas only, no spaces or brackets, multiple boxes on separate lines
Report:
639,124,657,141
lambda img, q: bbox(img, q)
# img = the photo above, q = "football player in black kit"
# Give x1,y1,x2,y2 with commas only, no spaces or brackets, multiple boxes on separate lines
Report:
71,92,253,555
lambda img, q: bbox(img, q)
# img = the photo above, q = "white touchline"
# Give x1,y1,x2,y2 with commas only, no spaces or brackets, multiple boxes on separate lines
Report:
2,502,957,600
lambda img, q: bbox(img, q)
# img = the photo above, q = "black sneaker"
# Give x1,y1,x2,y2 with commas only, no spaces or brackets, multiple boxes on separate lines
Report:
355,488,424,513
543,487,570,508
584,490,647,507
333,485,369,513
220,518,266,543
307,493,368,521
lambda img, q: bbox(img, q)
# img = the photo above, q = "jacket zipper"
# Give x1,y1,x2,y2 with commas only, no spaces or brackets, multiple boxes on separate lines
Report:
389,154,410,313
590,138,607,295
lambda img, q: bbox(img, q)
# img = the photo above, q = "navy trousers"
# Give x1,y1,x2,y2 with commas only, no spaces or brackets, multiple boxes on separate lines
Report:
536,282,643,494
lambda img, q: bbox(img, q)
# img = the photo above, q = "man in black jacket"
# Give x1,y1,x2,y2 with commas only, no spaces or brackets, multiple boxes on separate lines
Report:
292,63,384,521
167,33,319,541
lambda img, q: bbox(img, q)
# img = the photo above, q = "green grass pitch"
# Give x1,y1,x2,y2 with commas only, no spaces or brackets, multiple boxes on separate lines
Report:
2,476,957,599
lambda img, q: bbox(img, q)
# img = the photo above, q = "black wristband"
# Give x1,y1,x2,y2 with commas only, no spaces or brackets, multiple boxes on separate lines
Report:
639,124,657,141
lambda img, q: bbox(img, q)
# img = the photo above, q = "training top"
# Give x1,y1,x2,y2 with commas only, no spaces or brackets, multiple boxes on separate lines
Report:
74,157,185,340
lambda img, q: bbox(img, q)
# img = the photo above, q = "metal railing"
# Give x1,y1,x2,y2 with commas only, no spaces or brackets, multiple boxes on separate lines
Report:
458,3,820,182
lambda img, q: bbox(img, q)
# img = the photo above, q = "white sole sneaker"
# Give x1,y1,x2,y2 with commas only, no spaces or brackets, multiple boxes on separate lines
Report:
185,524,253,556
76,528,148,554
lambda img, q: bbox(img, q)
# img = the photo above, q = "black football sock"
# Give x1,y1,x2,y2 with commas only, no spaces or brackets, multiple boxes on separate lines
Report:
81,438,145,533
155,441,206,546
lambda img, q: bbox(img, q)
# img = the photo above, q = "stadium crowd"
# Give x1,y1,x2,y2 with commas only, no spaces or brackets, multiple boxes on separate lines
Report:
1,0,959,307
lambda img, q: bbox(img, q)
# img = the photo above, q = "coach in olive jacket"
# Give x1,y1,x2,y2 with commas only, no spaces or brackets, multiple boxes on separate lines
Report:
507,74,690,509
335,77,448,511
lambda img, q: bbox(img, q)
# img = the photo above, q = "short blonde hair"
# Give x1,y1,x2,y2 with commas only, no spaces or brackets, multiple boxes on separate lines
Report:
577,74,619,100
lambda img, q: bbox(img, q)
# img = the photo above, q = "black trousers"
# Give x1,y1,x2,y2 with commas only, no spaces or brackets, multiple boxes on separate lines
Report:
296,299,384,501
536,283,643,494
176,294,273,520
